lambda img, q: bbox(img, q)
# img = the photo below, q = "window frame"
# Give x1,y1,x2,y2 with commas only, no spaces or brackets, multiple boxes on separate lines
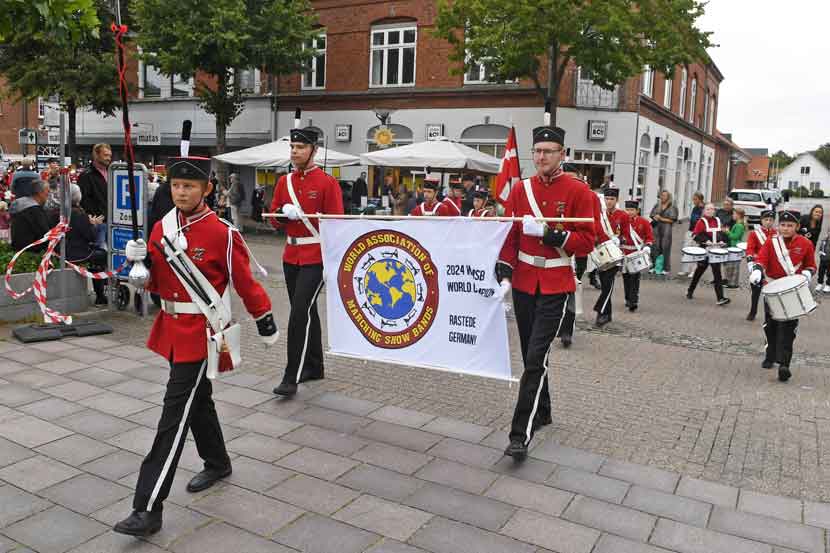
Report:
679,68,688,118
369,23,418,88
642,65,654,97
689,77,697,124
140,61,164,98
663,74,673,109
302,33,327,90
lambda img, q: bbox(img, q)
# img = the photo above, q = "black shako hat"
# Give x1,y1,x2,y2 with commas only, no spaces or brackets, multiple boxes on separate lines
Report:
472,187,488,199
779,209,800,223
532,126,566,146
760,209,775,219
166,157,211,181
603,187,620,198
290,127,319,145
625,200,639,209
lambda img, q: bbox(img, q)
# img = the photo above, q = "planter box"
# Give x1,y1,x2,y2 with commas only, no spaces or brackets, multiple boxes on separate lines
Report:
0,269,90,323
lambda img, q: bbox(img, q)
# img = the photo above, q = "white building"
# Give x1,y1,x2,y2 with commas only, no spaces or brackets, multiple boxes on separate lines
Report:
776,152,830,194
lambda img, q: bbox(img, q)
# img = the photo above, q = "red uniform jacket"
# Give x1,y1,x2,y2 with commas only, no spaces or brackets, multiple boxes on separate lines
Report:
746,226,776,259
606,208,630,245
146,207,272,363
410,200,452,217
622,215,654,253
755,234,816,280
499,174,596,295
467,207,494,217
269,166,344,265
692,216,728,245
592,193,611,244
442,196,462,216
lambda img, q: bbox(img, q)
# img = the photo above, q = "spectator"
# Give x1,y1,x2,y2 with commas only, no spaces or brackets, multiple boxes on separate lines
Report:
0,201,9,242
649,189,678,275
679,191,705,277
206,171,219,209
393,190,411,215
460,175,476,213
799,204,823,247
78,143,112,248
10,179,51,253
724,207,746,288
147,177,173,235
227,173,244,225
781,188,791,204
65,184,107,305
352,172,368,208
715,197,735,230
251,182,265,223
817,233,830,293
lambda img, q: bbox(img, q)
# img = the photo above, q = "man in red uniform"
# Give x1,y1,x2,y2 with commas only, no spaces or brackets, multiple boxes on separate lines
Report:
269,127,344,397
593,188,628,326
114,156,277,536
750,209,816,382
467,187,493,217
410,178,452,216
621,199,654,312
442,180,464,216
745,209,776,320
497,125,595,460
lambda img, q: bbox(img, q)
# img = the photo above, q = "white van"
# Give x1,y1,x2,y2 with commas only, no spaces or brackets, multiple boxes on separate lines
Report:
727,189,768,224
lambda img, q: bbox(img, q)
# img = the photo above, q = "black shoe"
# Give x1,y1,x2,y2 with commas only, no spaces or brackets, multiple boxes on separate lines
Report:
746,312,756,321
535,413,553,428
94,296,108,307
560,334,572,349
778,366,792,382
298,370,324,383
186,466,232,493
725,284,739,289
273,381,298,397
595,313,611,327
504,439,527,461
762,359,774,369
628,304,638,312
113,510,162,537
686,290,694,300
717,297,731,306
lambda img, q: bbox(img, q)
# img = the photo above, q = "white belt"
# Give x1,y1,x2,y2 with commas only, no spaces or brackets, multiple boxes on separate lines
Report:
620,245,638,251
286,235,320,246
161,299,202,315
518,251,571,269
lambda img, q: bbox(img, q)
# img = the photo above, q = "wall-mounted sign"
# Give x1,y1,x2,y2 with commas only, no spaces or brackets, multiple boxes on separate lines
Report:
135,133,161,146
426,124,444,140
335,124,352,142
587,120,607,141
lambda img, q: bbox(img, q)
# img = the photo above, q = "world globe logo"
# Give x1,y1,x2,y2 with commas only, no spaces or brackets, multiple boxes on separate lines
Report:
363,259,417,320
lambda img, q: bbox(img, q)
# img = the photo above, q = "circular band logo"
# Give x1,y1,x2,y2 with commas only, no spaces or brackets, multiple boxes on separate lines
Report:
338,230,439,349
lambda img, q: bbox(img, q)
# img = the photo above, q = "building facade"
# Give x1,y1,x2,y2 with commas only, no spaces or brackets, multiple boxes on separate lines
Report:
0,79,43,160
776,152,830,194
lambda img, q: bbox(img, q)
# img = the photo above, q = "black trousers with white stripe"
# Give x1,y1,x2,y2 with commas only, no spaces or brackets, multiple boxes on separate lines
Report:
510,290,568,446
594,266,618,317
134,360,230,512
282,262,324,384
560,256,588,338
763,303,799,367
622,272,641,307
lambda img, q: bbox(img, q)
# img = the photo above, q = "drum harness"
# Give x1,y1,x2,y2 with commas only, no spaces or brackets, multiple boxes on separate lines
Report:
284,172,322,246
518,178,571,269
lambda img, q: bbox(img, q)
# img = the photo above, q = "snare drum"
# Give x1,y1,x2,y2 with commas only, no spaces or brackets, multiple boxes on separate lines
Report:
623,249,652,274
681,246,707,263
762,274,817,321
707,247,729,264
590,240,624,271
726,247,745,262
736,242,747,252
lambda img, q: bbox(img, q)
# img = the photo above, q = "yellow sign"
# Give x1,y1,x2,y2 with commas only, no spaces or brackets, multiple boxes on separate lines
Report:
374,127,395,147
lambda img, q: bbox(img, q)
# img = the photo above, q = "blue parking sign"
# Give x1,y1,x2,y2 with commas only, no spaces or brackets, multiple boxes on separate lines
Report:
111,171,144,227
111,226,143,252
111,253,131,277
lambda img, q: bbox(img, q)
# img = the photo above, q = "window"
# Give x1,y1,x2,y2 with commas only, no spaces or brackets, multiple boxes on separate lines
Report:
171,74,191,97
708,95,716,134
236,68,260,94
663,74,673,109
642,66,654,97
303,34,326,89
703,92,710,132
37,98,45,119
707,156,713,193
142,63,164,98
370,24,417,87
675,148,684,200
689,78,697,124
468,144,506,158
811,181,821,191
679,68,687,118
788,181,798,190
636,150,649,200
658,140,669,190
575,67,619,108
801,166,811,175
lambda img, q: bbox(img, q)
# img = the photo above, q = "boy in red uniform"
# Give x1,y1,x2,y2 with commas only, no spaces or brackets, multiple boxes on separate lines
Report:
269,127,344,397
497,124,596,460
410,178,452,216
750,210,816,382
687,202,730,305
467,187,493,217
114,156,277,536
745,209,776,320
594,188,628,326
621,199,654,311
442,180,464,216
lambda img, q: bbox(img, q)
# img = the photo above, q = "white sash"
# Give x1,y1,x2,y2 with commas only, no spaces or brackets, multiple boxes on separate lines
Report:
596,192,614,239
771,235,797,276
629,224,644,250
467,208,491,218
522,178,569,261
754,227,768,246
703,217,721,243
286,172,321,243
420,202,441,216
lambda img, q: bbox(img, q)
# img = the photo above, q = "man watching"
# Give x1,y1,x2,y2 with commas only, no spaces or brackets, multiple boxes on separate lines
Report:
78,143,112,248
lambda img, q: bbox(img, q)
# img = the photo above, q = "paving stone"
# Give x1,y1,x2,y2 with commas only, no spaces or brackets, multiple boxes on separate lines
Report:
3,505,107,553
352,441,432,475
191,485,303,537
708,506,823,553
129,365,170,384
105,426,156,454
337,463,424,502
66,367,129,387
7,348,55,365
276,447,359,481
594,534,677,553
292,406,372,434
282,424,369,456
218,372,270,388
4,369,70,389
0,384,48,407
40,474,132,515
70,337,122,350
225,432,298,462
530,440,606,472
224,455,294,491
170,521,296,553
92,357,152,374
357,421,443,452
252,396,308,418
309,391,382,416
0,341,25,353
34,358,88,375
80,449,144,481
0,361,30,377
369,405,436,428
230,411,303,438
18,397,85,421
78,391,154,417
0,485,52,528
0,536,33,553
624,485,712,527
366,540,430,553
91,497,211,549
35,433,117,466
675,476,739,508
599,458,680,493
490,455,557,483
99,344,157,360
128,405,163,428
57,409,137,439
421,416,492,443
212,400,255,423
563,495,656,542
43,380,105,401
411,516,535,553
266,474,360,515
60,348,115,364
0,436,36,468
502,508,600,553
332,494,433,541
405,483,515,531
29,341,76,353
650,518,772,553
0,414,73,448
415,458,498,494
738,490,803,523
427,437,503,470
485,475,573,517
212,386,273,408
547,466,631,504
273,513,380,553
803,500,830,529
106,378,166,400
65,532,167,553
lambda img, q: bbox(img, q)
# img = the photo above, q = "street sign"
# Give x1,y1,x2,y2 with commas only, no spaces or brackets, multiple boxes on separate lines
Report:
110,253,131,277
18,129,45,145
111,170,144,227
135,133,161,146
111,227,144,252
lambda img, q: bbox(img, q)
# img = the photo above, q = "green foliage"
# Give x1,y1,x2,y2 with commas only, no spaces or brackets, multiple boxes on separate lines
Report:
794,186,810,198
769,150,794,169
0,0,99,42
810,188,825,198
813,143,830,170
132,0,318,153
0,241,56,275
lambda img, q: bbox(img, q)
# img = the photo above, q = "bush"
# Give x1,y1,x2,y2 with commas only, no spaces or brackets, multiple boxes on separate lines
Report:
0,240,56,275
809,188,825,198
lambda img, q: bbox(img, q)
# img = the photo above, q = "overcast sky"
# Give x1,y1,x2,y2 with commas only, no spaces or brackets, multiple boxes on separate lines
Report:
698,1,830,155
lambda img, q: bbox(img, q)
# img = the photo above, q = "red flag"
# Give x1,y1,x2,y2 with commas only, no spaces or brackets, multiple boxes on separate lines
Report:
495,126,521,206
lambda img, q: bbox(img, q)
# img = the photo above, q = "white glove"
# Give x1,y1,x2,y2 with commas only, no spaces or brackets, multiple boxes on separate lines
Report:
611,235,620,246
643,246,651,257
820,251,826,257
125,239,147,262
281,203,303,221
497,280,511,301
521,215,545,237
749,269,762,285
802,270,812,281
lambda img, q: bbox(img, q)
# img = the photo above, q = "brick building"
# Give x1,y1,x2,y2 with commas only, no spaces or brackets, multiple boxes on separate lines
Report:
0,79,41,159
713,132,751,202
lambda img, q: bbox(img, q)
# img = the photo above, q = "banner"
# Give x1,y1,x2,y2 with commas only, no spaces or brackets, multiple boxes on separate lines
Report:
321,218,512,381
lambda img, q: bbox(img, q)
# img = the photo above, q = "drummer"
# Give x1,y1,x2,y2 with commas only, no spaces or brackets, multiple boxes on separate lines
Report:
749,209,816,382
687,202,730,305
467,187,494,217
593,188,628,327
745,209,777,321
621,200,653,311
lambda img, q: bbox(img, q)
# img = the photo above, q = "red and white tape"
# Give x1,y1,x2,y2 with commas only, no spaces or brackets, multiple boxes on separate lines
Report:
4,218,128,324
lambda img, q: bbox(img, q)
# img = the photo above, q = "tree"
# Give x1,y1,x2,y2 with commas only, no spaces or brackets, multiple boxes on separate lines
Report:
132,0,317,155
0,0,120,161
434,0,714,125
769,150,794,169
0,0,99,42
813,143,830,170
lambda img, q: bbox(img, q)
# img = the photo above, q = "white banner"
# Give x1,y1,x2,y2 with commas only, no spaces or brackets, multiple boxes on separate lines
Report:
321,218,512,381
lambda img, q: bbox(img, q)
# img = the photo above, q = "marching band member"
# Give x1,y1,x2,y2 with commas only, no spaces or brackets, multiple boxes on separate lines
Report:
269,125,344,397
442,180,464,216
745,209,776,320
467,187,494,217
114,156,277,536
410,178,453,216
750,209,816,382
686,202,730,305
593,187,628,326
621,200,653,311
496,122,596,460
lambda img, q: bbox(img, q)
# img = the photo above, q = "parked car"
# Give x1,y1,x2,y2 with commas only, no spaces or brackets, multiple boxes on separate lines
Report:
728,189,768,224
